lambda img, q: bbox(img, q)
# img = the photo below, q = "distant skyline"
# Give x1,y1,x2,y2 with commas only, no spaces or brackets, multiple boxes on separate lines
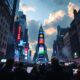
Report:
19,0,80,60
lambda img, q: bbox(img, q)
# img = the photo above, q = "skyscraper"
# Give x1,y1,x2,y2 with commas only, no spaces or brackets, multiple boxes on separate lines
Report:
33,25,48,63
16,11,27,39
14,11,29,62
0,0,19,59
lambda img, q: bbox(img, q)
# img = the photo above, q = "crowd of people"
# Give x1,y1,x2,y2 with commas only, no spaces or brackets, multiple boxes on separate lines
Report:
0,58,80,80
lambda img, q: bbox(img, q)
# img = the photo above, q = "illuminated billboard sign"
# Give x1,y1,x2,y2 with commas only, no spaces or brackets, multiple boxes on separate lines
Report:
39,38,44,44
24,47,28,55
39,46,45,54
40,34,43,38
14,49,19,62
40,31,43,34
17,26,21,41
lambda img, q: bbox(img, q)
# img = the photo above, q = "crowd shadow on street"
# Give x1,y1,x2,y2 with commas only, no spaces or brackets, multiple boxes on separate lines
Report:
0,58,80,80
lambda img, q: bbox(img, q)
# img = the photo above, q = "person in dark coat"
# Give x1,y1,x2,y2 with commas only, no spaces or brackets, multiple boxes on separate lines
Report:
14,62,30,80
30,64,40,80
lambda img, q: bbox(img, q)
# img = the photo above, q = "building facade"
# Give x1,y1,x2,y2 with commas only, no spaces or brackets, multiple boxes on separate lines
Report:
14,12,29,62
69,9,80,58
63,31,72,59
0,0,19,59
53,9,80,60
52,25,69,60
16,11,27,39
6,0,19,59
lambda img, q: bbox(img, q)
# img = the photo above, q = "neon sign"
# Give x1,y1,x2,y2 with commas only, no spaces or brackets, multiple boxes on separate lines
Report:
40,34,43,38
17,26,21,41
24,47,28,55
39,38,44,44
39,46,45,54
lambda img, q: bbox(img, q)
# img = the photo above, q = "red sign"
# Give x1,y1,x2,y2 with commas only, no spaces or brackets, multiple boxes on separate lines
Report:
39,38,44,44
17,26,21,41
24,47,28,54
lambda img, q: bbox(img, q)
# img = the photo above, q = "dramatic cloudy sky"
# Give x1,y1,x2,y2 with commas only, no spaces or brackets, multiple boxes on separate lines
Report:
19,0,80,60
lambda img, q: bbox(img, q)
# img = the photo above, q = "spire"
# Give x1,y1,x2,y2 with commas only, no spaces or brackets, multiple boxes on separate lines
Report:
39,24,43,32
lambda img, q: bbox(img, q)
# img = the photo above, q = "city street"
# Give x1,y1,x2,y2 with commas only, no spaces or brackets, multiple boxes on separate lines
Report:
0,0,80,80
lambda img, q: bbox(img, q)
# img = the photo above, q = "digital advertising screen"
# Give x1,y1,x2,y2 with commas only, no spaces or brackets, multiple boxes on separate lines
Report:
39,38,44,44
24,47,28,55
40,34,43,38
39,46,45,54
14,49,19,62
17,26,21,41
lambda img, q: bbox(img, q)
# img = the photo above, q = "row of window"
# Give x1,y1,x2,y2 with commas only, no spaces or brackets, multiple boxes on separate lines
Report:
0,40,7,49
0,3,13,54
0,5,11,24
0,14,9,29
0,9,9,50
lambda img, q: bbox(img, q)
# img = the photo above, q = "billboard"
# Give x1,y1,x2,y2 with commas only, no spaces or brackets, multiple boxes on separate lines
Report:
24,47,28,55
39,38,44,44
14,49,19,62
40,34,43,38
39,46,45,54
17,26,21,41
